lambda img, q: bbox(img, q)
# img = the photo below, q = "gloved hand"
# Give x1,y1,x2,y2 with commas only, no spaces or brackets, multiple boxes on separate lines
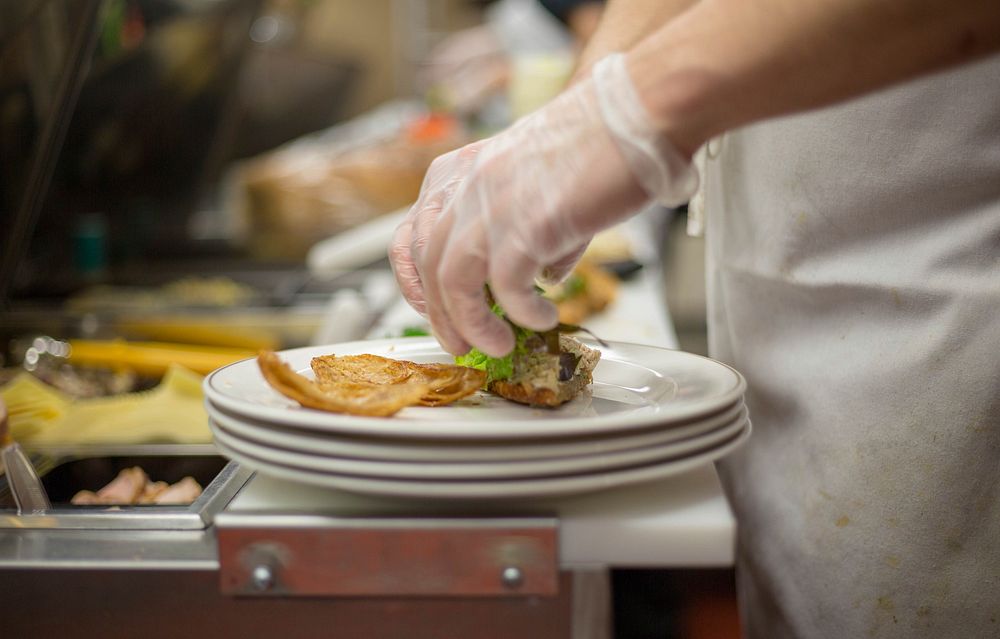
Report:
390,139,488,317
390,53,698,357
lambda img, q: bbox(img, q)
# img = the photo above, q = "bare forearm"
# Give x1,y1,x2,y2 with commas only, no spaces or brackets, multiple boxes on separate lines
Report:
628,0,1000,157
574,0,697,78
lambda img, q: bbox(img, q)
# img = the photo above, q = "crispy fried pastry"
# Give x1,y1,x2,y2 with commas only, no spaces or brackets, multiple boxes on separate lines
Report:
258,351,431,417
310,353,486,408
310,353,415,386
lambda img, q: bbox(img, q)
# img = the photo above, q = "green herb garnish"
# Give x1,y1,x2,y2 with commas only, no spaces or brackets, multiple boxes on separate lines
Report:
454,302,533,384
455,348,514,384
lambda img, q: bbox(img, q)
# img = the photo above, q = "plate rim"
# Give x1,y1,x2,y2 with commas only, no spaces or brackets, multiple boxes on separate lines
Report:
205,398,746,462
209,411,748,480
212,420,751,500
203,337,747,440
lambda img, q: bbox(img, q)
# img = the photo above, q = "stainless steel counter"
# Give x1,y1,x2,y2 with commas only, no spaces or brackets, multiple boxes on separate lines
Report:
0,527,218,571
0,465,601,639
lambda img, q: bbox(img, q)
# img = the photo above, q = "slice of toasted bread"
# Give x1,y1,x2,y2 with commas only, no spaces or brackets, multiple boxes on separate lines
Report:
488,335,600,408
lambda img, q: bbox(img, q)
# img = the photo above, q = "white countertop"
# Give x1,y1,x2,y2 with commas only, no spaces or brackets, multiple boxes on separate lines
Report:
227,461,734,568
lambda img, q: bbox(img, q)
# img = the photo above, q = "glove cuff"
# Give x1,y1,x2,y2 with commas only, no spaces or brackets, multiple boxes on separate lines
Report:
592,53,699,208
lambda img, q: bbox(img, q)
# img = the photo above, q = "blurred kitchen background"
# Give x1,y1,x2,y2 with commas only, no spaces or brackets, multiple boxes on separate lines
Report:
3,0,483,297
1,1,718,636
1,0,706,353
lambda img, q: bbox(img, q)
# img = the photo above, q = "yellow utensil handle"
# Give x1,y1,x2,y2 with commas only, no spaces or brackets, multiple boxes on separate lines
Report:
0,400,10,446
67,340,255,376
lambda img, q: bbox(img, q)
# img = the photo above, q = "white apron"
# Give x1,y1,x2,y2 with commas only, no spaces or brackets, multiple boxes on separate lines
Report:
704,53,1000,638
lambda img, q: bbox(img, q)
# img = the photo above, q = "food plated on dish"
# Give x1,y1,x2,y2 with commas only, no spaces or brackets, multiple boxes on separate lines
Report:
206,336,746,442
455,328,600,408
257,350,484,417
258,305,603,415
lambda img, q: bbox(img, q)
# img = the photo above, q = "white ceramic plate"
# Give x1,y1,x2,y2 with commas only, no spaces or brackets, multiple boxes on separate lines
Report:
211,420,750,501
205,399,745,463
209,410,747,480
204,337,746,440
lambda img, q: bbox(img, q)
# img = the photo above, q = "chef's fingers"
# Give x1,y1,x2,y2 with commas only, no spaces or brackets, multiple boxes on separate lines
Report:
488,242,558,333
438,221,514,358
410,143,487,267
391,186,448,317
407,193,446,291
389,152,455,315
419,208,473,356
388,219,427,315
392,142,486,318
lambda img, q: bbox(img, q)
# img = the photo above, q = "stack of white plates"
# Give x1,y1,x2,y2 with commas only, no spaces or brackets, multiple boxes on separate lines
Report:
203,338,749,501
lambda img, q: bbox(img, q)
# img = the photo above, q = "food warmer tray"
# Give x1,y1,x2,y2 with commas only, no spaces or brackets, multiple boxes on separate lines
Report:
0,444,253,530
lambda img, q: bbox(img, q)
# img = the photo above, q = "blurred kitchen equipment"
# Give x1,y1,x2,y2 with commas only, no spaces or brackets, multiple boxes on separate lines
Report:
310,289,371,346
229,103,464,260
507,51,574,118
1,401,52,514
1,396,8,446
309,270,400,345
230,35,360,159
2,364,212,448
65,340,255,377
0,447,252,530
1,443,52,515
0,0,105,307
2,0,261,299
306,208,407,277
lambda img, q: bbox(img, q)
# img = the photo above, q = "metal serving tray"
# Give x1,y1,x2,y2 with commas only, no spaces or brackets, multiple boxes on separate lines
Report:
0,444,252,530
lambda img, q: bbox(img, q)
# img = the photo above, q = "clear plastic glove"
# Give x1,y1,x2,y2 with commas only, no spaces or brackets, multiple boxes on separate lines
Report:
390,139,488,317
390,53,698,357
